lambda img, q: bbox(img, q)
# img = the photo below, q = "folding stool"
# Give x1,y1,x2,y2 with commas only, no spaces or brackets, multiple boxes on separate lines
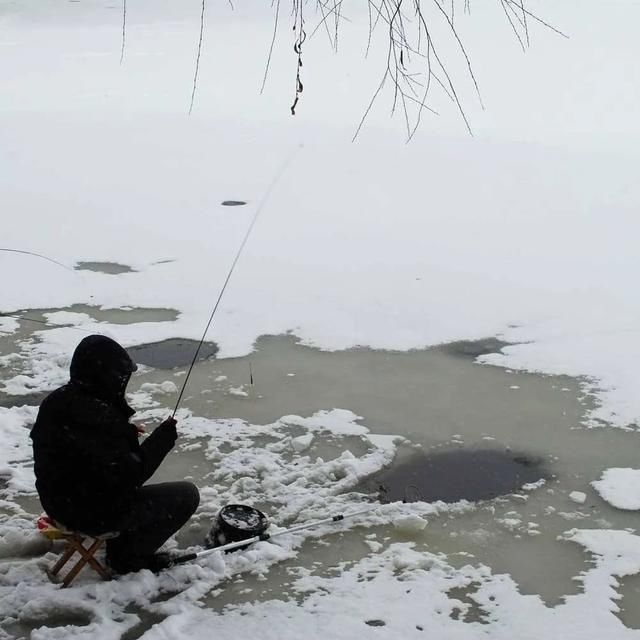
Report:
38,516,118,587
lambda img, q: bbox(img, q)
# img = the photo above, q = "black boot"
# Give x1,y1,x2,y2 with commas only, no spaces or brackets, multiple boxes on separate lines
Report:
106,551,175,575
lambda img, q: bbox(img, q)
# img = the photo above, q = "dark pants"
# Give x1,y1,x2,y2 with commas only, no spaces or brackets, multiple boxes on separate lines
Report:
106,481,199,571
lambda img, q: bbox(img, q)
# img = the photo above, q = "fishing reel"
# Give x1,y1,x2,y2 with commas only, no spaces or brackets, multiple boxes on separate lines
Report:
205,504,269,552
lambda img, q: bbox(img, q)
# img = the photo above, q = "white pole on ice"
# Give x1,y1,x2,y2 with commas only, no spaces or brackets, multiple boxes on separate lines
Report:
170,506,380,566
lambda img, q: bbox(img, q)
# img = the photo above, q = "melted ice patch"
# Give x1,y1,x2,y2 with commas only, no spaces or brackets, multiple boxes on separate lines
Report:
123,532,640,640
0,408,444,638
3,406,640,639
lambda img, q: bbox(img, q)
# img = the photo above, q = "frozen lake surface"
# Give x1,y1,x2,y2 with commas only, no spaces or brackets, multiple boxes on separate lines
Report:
2,307,640,637
3,1,640,638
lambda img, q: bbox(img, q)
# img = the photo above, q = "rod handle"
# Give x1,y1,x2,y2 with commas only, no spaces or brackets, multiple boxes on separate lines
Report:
170,552,198,566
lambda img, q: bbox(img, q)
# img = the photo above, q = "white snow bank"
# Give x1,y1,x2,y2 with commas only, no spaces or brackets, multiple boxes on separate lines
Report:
0,316,19,335
0,406,38,497
592,469,640,511
176,409,402,523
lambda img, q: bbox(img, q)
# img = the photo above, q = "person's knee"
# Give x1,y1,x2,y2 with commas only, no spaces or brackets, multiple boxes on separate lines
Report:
182,482,200,515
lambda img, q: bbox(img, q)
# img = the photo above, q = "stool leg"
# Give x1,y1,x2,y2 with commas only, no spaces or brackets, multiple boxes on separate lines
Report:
61,538,103,588
50,534,113,587
84,540,111,580
50,539,79,576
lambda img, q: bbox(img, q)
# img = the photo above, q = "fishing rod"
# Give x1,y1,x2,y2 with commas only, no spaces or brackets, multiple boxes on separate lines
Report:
172,148,300,417
171,505,380,565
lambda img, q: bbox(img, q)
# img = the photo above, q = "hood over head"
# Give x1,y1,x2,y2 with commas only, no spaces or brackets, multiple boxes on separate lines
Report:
70,335,138,408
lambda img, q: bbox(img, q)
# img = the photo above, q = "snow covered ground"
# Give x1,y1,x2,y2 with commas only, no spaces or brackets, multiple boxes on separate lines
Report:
593,470,640,512
2,0,640,638
1,0,640,427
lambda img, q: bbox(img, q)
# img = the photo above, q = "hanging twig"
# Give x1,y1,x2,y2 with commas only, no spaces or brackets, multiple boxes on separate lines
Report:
119,0,127,65
261,0,282,93
189,0,206,115
290,0,306,115
256,0,564,134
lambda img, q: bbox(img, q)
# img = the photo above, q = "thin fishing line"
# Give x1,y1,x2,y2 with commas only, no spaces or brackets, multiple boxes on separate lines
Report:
172,148,300,416
0,250,92,334
0,248,75,272
0,313,99,335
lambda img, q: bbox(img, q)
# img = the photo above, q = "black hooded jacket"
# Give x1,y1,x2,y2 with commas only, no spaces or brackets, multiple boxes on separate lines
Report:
31,335,176,535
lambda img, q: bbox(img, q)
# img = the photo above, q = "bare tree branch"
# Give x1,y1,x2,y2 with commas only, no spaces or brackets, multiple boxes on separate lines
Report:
261,0,281,93
290,0,306,115
228,0,564,137
188,0,206,115
119,0,127,65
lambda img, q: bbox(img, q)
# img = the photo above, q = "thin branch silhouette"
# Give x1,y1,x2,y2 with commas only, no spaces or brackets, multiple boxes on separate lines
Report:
120,0,127,65
189,0,206,115
184,0,562,136
261,0,281,93
343,0,561,137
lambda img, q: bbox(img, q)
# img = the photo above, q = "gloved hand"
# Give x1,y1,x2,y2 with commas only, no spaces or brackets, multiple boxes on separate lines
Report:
154,416,178,448
138,416,178,481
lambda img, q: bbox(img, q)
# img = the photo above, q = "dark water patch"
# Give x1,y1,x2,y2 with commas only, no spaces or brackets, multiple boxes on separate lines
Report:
0,391,47,408
615,573,640,629
75,261,136,275
441,338,513,359
221,200,247,206
356,449,546,504
128,339,218,369
447,584,491,624
365,620,386,627
121,609,167,640
6,609,93,636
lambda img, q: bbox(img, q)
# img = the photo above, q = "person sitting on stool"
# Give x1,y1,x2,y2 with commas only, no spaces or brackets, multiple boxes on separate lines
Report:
31,334,200,574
